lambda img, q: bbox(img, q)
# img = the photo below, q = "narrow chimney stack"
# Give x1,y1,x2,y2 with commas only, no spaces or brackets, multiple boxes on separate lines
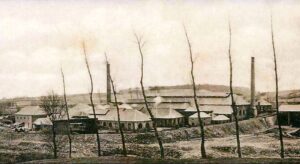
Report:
106,62,111,104
250,57,257,117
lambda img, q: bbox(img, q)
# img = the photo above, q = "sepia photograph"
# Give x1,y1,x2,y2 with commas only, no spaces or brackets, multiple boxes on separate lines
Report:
1,0,300,163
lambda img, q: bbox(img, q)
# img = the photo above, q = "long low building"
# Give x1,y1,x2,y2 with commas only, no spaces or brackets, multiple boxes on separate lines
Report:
279,104,300,127
97,104,152,131
147,107,184,127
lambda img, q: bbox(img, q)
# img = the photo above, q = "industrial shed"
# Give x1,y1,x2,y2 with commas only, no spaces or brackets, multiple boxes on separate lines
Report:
189,112,212,126
33,117,52,130
147,107,184,127
279,104,300,127
98,104,152,131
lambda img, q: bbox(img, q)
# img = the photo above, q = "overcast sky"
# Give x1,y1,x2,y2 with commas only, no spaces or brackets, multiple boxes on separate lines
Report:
0,0,299,98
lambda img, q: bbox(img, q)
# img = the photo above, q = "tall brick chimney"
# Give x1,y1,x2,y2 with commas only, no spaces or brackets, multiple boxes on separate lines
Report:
106,62,111,104
250,57,257,117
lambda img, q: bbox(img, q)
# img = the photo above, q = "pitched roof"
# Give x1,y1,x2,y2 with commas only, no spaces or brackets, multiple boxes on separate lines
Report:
197,95,249,106
212,115,230,121
69,103,92,117
119,103,133,110
15,106,46,116
97,108,151,122
279,104,300,112
149,108,184,119
155,102,190,109
190,112,211,118
94,104,110,115
185,105,233,115
95,104,110,110
33,117,52,125
153,96,165,106
126,94,249,106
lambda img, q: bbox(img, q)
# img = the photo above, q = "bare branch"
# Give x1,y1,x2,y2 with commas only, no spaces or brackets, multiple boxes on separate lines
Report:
271,13,285,159
183,24,207,158
135,32,165,159
82,41,101,157
60,68,72,158
228,18,242,158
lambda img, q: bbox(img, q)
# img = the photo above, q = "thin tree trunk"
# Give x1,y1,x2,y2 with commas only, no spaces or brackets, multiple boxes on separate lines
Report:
183,26,206,158
134,33,165,159
51,123,57,159
82,42,101,157
61,68,72,158
228,20,242,158
110,74,127,156
271,14,285,159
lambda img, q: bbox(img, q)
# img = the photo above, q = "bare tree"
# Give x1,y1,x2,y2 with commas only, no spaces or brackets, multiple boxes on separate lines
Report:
271,14,284,159
40,93,64,159
228,19,242,158
105,53,127,156
134,33,164,159
82,42,101,157
61,68,72,158
183,25,206,158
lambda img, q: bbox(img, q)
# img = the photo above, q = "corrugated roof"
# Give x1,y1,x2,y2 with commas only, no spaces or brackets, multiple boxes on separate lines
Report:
190,112,211,118
279,104,300,112
97,108,151,122
149,108,184,119
126,94,249,106
185,105,233,115
15,106,46,116
212,115,230,121
33,117,52,125
197,95,249,106
153,103,190,109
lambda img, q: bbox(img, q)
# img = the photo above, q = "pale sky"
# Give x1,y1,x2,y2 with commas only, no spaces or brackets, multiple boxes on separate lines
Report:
0,0,299,98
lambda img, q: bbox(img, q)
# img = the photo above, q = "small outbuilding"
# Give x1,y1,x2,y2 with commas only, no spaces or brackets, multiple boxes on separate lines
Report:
33,117,52,130
189,112,212,126
212,115,230,124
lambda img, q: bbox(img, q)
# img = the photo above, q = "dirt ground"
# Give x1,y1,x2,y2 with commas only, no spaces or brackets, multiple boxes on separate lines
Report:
165,132,300,159
1,118,300,163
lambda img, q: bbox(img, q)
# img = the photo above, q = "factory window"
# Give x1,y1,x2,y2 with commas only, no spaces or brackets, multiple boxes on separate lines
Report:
138,123,143,129
103,122,107,127
146,123,150,130
128,123,132,130
109,122,112,128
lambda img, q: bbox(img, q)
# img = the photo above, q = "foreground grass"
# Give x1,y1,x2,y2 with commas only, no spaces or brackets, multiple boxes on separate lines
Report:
24,157,300,164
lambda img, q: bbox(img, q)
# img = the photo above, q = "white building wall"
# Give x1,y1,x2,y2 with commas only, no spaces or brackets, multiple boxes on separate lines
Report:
15,115,32,129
